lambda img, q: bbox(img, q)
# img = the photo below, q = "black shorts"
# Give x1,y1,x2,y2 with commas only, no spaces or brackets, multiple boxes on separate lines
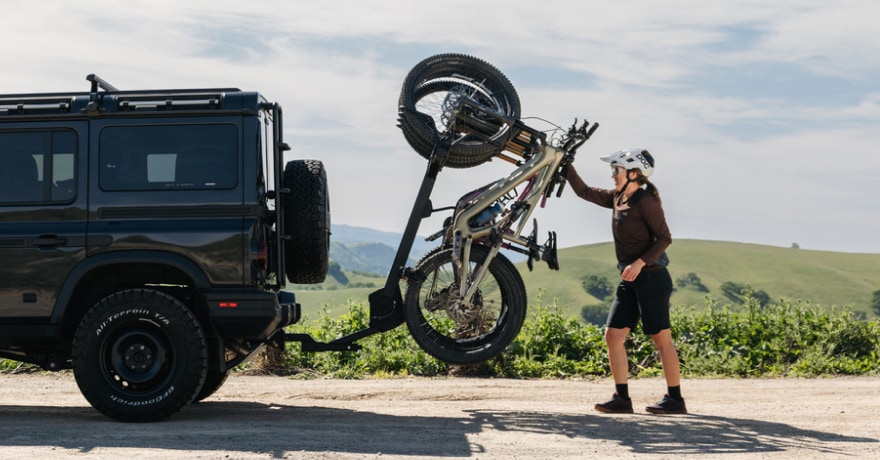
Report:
606,268,673,335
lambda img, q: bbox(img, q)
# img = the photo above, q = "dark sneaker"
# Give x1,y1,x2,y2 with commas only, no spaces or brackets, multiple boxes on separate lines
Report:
595,393,634,414
646,395,687,414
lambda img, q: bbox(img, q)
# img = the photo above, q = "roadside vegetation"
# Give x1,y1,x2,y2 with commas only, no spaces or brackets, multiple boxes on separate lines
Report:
257,292,880,379
2,294,878,378
5,239,880,378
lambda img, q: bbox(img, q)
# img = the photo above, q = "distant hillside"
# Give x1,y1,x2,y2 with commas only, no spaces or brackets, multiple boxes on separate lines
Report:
329,241,401,276
294,238,880,321
300,225,880,316
518,239,880,318
329,224,436,275
331,224,435,254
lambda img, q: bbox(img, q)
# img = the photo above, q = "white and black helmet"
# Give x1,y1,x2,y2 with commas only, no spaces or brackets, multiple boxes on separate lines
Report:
601,149,655,177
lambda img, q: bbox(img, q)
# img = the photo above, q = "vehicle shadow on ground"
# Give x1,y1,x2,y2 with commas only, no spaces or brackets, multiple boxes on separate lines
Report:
0,402,875,457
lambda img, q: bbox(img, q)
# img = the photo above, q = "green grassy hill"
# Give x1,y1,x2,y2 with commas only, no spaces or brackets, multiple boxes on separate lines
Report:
293,240,880,322
292,269,390,320
521,239,880,318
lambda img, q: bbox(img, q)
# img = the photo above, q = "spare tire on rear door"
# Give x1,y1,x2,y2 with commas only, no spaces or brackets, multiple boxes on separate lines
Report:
282,159,330,284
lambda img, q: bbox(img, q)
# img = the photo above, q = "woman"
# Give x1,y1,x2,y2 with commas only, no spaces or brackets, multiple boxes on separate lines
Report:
566,149,686,415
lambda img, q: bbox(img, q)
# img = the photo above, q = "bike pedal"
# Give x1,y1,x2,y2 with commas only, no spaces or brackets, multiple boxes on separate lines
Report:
543,231,559,271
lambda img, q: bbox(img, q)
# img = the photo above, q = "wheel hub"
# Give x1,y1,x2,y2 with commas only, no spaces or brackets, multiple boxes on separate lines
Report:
108,330,169,386
123,343,154,372
426,285,483,324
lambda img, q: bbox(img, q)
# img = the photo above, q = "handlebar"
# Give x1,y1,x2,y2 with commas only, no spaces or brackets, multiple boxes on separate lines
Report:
549,118,599,198
561,118,598,155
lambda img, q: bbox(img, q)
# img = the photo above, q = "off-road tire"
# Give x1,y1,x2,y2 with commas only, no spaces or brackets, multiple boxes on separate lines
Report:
282,159,330,284
71,289,208,422
193,369,230,402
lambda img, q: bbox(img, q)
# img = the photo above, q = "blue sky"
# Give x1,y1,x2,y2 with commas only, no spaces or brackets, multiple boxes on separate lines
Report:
3,1,878,253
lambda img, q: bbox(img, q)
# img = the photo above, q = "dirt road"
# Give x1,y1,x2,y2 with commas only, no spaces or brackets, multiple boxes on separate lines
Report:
0,373,877,459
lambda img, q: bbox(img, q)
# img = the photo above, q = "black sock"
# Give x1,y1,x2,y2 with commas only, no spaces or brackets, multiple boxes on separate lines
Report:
615,383,630,399
668,385,682,400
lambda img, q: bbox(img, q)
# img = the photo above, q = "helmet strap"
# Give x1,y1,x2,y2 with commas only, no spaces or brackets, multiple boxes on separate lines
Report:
614,174,636,205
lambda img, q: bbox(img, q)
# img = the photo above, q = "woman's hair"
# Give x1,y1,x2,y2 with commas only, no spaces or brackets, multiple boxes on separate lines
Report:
633,171,661,205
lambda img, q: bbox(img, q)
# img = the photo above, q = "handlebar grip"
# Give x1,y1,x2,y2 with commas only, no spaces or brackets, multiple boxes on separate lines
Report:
554,165,570,198
586,122,599,138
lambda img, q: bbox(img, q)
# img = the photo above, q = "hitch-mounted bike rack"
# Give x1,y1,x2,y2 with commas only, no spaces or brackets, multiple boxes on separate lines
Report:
277,97,577,354
282,125,457,352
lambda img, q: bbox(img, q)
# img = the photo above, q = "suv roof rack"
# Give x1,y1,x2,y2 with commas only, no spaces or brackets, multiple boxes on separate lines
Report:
0,74,246,117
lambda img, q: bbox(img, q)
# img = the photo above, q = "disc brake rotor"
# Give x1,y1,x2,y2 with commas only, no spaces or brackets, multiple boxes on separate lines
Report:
425,284,483,324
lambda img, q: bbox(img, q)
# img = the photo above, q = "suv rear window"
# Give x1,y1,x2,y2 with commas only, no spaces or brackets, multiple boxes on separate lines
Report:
100,124,237,191
0,130,76,204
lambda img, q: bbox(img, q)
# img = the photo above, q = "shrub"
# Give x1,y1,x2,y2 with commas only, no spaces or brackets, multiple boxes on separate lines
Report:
581,275,614,300
580,304,608,326
675,298,880,376
676,272,708,292
5,297,878,379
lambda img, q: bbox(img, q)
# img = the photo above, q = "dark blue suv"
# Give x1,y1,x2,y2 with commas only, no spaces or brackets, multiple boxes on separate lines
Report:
0,75,330,421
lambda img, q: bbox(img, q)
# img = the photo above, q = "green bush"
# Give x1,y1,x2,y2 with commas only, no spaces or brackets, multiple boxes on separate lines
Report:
279,305,447,378
675,297,880,376
676,272,709,292
4,297,878,379
580,304,608,326
274,295,879,379
581,275,614,300
494,304,607,378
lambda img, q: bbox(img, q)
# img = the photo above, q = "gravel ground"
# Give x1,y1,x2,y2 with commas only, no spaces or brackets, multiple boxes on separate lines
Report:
0,373,878,459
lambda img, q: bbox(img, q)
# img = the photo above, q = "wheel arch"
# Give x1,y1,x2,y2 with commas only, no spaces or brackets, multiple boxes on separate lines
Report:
52,251,214,331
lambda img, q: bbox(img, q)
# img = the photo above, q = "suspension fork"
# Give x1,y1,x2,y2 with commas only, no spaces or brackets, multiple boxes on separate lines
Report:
452,233,503,306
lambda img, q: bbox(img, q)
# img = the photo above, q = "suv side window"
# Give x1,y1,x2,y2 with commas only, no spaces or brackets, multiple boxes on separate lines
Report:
0,130,76,204
99,124,237,191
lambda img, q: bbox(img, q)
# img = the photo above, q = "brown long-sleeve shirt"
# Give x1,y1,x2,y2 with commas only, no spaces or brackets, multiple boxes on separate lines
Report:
567,166,671,267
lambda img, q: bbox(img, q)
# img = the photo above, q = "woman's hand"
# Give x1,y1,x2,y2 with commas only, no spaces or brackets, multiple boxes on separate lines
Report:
621,259,646,282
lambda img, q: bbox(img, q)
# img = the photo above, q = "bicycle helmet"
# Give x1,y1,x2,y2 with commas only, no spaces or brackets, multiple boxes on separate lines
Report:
600,149,654,177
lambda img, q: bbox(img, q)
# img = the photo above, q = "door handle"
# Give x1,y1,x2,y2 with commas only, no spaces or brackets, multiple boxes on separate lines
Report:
32,236,67,247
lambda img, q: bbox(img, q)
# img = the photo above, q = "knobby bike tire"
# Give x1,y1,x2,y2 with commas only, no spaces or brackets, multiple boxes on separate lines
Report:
404,244,526,364
398,53,521,169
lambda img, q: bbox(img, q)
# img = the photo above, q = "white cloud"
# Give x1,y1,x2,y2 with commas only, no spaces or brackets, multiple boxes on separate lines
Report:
1,0,877,253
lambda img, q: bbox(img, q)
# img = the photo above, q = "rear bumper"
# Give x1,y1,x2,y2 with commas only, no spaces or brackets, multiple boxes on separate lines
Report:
203,289,299,340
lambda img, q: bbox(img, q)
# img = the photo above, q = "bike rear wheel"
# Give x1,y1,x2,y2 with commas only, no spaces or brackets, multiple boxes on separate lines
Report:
398,53,521,168
405,245,526,364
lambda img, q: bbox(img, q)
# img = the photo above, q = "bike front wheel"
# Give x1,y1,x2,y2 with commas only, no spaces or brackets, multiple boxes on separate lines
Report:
405,245,526,364
398,53,521,168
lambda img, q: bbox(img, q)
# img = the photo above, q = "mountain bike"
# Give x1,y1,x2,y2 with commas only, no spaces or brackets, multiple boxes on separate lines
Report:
293,54,598,364
397,54,599,364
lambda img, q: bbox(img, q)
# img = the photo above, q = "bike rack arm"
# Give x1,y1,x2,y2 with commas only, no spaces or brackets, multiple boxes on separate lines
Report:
282,135,452,352
368,137,452,331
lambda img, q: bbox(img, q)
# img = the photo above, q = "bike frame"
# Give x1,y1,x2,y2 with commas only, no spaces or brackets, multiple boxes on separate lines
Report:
444,138,564,306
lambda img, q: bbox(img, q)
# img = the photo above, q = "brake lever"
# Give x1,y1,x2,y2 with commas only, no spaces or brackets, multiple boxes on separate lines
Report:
555,177,566,198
